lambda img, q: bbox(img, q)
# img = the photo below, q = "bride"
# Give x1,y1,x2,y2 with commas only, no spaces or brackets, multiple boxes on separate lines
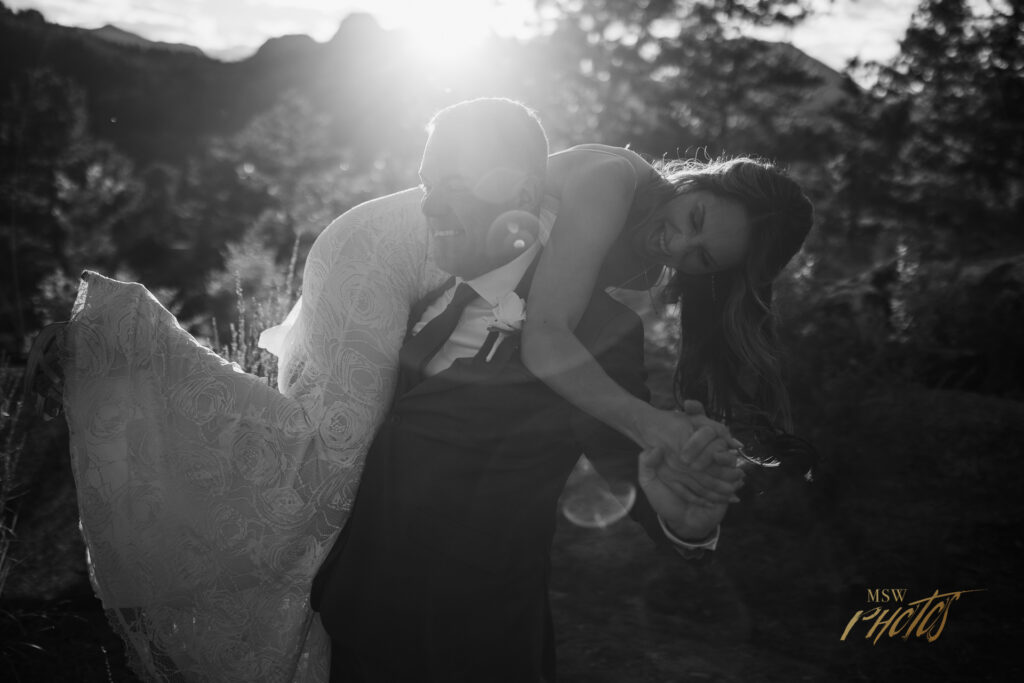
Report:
62,187,445,682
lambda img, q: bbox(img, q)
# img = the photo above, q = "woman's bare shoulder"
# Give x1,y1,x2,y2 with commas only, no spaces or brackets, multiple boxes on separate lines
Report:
547,144,657,193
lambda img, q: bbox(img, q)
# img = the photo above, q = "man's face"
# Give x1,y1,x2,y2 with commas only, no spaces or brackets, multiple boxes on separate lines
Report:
418,128,533,279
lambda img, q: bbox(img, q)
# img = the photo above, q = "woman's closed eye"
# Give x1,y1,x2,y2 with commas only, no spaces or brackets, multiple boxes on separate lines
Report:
690,203,705,235
690,204,716,269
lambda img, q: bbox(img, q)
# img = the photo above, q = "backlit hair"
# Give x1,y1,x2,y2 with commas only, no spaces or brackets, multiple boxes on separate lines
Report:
632,156,814,429
426,98,549,183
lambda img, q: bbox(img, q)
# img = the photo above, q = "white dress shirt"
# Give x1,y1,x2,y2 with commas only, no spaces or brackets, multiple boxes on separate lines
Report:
413,243,540,377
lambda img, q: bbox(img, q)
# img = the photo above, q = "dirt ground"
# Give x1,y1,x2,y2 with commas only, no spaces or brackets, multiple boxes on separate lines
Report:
2,381,1023,682
552,383,1024,682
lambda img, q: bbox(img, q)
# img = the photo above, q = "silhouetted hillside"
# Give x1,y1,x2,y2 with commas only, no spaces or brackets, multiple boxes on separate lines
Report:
1,6,237,161
0,7,415,162
0,4,850,166
88,24,206,57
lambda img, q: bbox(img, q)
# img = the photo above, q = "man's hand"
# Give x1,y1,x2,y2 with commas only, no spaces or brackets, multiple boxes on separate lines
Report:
637,410,744,540
635,401,743,505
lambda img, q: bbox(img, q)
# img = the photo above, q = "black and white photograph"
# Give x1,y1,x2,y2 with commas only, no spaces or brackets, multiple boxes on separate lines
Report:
1,0,1021,681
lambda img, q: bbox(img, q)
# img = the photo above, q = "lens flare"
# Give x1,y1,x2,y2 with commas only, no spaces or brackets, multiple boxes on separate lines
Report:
561,457,636,528
486,210,540,259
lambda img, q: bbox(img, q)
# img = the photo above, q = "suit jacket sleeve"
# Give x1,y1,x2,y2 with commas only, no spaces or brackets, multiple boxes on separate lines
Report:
568,297,677,553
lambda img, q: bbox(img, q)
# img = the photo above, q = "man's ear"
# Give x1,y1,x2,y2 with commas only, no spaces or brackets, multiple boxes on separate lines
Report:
516,175,543,211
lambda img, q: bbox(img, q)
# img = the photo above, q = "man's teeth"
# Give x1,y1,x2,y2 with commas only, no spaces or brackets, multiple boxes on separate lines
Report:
434,230,457,238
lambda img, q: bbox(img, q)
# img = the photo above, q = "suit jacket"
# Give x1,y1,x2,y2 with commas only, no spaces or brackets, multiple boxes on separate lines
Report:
311,274,671,682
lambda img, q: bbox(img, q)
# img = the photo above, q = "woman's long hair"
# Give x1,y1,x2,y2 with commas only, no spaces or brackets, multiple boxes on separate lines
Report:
628,156,814,430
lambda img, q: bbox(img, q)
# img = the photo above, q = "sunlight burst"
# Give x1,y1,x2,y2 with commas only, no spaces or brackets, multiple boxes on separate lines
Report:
368,0,534,65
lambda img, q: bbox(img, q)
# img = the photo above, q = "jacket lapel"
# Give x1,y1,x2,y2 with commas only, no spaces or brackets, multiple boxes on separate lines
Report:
404,276,456,343
395,276,455,398
397,252,542,400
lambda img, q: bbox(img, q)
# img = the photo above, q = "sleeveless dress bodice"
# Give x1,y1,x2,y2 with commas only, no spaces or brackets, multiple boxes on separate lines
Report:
539,193,664,293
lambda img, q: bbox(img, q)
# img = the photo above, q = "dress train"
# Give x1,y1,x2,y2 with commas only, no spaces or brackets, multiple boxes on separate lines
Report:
62,188,445,681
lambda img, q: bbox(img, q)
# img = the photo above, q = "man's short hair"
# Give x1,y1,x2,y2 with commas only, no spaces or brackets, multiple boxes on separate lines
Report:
426,98,549,182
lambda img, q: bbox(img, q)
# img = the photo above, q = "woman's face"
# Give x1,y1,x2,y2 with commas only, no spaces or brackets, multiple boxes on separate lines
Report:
634,190,752,275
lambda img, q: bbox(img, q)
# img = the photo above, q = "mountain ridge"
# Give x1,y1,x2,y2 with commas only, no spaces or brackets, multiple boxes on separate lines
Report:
86,23,206,57
0,5,851,165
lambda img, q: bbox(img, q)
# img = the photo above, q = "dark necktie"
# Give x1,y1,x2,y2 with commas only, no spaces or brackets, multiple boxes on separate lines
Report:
400,282,479,386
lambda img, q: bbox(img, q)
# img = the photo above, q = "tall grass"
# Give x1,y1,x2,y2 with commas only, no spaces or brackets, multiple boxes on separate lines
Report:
212,238,302,385
0,356,28,598
213,288,284,386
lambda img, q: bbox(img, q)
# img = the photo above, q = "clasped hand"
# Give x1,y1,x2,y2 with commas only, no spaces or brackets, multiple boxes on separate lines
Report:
636,400,744,540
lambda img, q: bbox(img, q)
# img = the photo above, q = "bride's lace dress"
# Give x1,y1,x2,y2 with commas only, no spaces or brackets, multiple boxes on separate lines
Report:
62,188,445,681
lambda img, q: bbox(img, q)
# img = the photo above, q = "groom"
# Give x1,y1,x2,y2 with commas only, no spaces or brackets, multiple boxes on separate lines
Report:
311,99,742,682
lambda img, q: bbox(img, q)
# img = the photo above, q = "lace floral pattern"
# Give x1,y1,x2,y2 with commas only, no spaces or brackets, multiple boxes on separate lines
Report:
63,188,445,681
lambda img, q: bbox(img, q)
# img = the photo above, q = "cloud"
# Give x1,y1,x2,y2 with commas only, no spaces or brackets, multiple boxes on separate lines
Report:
750,0,918,70
807,0,918,65
9,0,195,32
5,0,341,50
6,0,111,25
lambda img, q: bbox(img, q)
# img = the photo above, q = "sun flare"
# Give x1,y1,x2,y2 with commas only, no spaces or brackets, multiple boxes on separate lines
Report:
366,0,535,64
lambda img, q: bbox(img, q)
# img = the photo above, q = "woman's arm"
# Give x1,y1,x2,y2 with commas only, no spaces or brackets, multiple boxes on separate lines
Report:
523,148,738,502
524,149,647,437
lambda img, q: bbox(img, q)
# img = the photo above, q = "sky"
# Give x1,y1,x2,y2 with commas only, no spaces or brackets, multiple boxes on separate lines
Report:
6,0,923,71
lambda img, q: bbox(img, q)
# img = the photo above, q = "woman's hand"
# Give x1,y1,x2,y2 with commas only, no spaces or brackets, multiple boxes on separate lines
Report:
634,401,744,506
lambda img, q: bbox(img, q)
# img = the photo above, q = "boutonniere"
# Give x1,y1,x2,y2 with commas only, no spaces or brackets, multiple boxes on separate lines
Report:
484,292,526,361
